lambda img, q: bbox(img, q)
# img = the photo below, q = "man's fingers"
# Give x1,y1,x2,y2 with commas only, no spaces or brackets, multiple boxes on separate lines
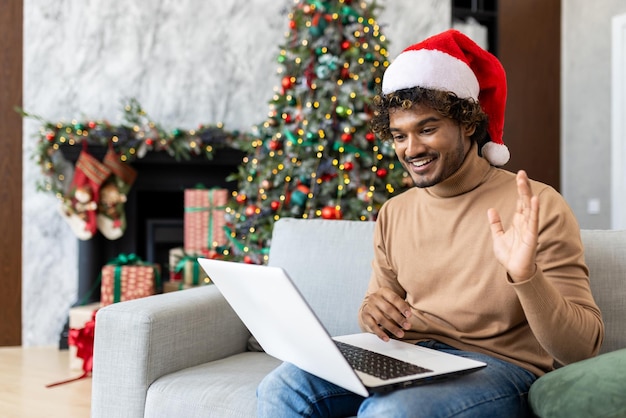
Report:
517,170,533,207
362,291,412,341
487,208,504,236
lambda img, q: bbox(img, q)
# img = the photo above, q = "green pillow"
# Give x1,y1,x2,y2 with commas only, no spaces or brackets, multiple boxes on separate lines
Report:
529,348,626,418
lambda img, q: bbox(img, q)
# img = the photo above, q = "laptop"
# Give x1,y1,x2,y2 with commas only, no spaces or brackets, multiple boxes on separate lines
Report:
198,258,486,397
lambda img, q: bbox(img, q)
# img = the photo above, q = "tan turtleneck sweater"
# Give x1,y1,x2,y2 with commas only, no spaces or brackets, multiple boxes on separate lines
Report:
358,143,604,376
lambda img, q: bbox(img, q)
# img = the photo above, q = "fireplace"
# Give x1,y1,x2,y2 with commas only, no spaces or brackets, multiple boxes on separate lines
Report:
61,144,245,304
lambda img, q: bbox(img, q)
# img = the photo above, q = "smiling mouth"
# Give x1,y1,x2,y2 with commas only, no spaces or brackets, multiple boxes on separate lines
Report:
409,157,435,168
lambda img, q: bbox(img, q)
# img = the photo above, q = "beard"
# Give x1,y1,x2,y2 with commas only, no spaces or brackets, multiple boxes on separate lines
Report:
407,128,468,188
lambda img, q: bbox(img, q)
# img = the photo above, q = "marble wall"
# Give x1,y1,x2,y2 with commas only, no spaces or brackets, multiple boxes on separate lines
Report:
22,0,449,346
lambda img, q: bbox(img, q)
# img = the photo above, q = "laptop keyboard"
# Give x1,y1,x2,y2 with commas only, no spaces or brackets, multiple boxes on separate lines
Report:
335,340,433,380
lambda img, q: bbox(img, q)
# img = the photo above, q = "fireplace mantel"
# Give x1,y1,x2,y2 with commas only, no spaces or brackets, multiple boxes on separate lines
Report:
60,144,245,304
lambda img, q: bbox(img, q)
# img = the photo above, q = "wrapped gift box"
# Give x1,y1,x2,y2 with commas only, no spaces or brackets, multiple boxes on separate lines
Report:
169,246,211,286
100,258,160,306
68,302,100,371
168,247,184,281
184,188,229,253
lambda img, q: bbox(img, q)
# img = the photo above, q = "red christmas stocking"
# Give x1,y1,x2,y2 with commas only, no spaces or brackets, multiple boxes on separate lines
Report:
59,149,111,240
97,147,138,240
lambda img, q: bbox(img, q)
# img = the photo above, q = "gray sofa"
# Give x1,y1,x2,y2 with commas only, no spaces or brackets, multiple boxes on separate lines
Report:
91,218,626,417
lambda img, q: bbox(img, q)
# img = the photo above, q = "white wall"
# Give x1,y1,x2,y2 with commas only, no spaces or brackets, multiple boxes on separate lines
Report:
22,0,449,346
561,0,626,229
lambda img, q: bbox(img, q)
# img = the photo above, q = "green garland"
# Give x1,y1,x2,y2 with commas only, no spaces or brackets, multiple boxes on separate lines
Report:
21,98,245,200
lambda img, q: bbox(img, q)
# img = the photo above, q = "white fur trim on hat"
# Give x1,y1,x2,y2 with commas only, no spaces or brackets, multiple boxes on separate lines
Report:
481,141,510,167
381,49,479,99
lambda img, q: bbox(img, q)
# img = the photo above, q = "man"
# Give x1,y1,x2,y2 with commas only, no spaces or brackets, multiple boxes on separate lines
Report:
257,29,604,417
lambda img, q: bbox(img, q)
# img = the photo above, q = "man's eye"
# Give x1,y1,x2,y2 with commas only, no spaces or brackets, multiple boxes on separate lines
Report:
422,127,435,134
392,135,405,142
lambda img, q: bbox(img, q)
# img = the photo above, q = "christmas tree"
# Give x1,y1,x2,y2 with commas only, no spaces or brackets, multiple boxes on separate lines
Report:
225,0,410,264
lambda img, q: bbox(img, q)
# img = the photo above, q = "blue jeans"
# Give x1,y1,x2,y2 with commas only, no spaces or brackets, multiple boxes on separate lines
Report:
257,340,538,418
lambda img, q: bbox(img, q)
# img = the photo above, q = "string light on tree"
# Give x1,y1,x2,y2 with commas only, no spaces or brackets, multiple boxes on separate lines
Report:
225,0,409,264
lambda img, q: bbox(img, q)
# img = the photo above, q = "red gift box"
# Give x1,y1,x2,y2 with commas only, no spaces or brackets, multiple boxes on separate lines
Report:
100,254,160,306
184,188,228,253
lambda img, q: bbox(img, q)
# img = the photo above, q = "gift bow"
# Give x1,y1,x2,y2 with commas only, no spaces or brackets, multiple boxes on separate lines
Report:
107,252,142,266
69,312,96,375
175,253,202,285
174,249,220,285
46,310,97,388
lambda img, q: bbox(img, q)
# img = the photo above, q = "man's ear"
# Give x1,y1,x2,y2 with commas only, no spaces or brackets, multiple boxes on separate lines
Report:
463,124,476,137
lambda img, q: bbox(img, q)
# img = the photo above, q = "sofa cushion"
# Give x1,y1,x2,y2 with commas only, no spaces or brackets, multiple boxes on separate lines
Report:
267,218,375,337
580,229,626,354
144,352,281,418
529,348,626,418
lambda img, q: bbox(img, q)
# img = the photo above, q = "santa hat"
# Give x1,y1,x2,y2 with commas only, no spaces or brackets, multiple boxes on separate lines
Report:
382,29,510,166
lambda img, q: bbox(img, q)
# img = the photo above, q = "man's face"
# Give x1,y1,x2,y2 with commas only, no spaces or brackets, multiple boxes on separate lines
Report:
390,104,473,188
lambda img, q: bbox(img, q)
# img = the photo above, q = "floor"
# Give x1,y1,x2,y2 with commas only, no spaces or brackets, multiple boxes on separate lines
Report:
0,346,91,418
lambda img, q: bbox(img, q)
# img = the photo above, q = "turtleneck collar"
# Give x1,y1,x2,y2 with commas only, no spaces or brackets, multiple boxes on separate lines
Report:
425,141,492,198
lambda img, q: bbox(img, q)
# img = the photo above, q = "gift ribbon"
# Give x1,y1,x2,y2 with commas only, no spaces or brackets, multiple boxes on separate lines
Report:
185,189,226,250
175,254,202,285
106,253,161,303
46,310,97,388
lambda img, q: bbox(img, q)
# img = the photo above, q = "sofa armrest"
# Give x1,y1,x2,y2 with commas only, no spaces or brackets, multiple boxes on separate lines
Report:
91,285,250,418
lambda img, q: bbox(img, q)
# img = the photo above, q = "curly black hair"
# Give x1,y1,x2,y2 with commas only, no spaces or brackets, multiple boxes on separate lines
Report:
370,87,489,147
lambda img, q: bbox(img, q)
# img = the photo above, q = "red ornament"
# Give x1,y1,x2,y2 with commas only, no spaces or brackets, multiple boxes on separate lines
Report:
340,67,350,79
283,113,293,123
145,138,154,146
289,20,296,30
343,161,354,171
269,139,282,150
376,168,388,178
245,205,259,217
88,121,97,129
341,133,353,143
321,206,343,220
45,132,55,142
243,255,254,264
281,76,293,90
270,200,280,211
365,132,376,142
235,194,247,204
319,173,337,182
341,40,351,51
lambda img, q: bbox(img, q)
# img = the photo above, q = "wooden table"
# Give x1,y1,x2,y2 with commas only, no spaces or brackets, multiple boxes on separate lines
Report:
0,346,91,418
